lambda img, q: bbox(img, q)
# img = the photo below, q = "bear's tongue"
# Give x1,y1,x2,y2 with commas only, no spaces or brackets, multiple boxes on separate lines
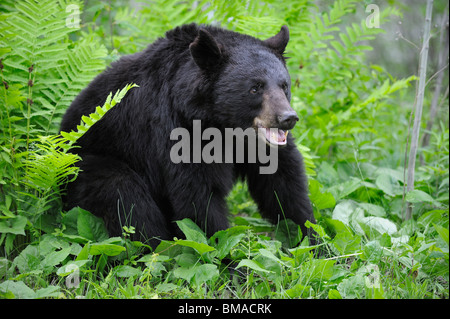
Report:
263,128,287,145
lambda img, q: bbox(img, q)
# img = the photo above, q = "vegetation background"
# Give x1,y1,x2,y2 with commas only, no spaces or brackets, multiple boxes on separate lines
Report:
0,0,448,299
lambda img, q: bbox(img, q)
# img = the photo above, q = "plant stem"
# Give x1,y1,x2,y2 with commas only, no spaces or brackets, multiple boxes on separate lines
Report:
405,0,434,220
421,4,449,151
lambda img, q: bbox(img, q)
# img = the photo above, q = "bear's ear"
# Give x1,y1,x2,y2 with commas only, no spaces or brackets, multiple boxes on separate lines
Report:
190,29,223,70
263,25,289,55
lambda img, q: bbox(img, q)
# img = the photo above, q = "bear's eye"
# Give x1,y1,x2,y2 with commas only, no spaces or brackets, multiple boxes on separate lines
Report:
282,82,289,93
250,82,263,94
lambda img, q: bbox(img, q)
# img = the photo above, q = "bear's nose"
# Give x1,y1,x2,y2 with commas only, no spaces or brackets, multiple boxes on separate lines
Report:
278,111,299,130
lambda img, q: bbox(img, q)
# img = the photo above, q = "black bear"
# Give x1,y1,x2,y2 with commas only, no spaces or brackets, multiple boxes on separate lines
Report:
60,23,316,248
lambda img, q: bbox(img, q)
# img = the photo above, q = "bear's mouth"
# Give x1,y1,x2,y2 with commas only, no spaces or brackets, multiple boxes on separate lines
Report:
255,125,288,147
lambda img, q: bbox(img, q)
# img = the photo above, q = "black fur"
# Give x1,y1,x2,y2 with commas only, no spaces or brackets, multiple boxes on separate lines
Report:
60,23,315,248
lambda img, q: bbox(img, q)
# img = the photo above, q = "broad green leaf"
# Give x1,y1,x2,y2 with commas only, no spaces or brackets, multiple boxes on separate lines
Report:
332,229,361,254
259,249,282,264
361,240,383,263
337,274,365,299
113,265,142,278
375,173,402,196
176,218,208,244
406,190,436,204
236,259,274,274
13,245,41,274
76,208,109,242
76,243,90,261
285,283,314,298
0,215,27,235
332,200,358,225
331,200,365,235
433,223,449,246
328,289,342,299
174,239,215,255
210,226,248,259
289,245,320,258
89,242,126,256
175,253,198,268
42,246,72,268
0,281,35,299
358,203,386,217
34,286,60,299
301,259,336,281
275,218,302,248
173,266,196,282
194,264,219,285
305,220,330,239
359,217,397,236
62,207,108,242
309,179,336,210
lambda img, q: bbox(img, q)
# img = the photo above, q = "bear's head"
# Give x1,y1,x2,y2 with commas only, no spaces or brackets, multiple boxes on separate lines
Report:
189,25,298,147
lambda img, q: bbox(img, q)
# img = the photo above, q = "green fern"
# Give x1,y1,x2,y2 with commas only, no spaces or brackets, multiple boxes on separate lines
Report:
59,83,138,151
0,0,109,218
37,38,107,134
0,0,108,142
23,83,138,219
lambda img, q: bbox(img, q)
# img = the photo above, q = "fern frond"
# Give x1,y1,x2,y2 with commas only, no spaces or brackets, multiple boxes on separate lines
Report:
0,0,108,138
59,83,138,151
39,38,108,133
24,83,138,219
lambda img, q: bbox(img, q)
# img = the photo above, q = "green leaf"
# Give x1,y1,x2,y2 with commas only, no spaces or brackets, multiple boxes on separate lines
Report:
328,178,362,201
406,190,436,204
235,259,274,274
42,247,72,268
289,245,320,259
176,218,208,244
361,240,383,263
309,179,336,210
210,226,248,259
76,243,90,261
0,281,35,299
305,220,330,239
337,274,366,299
375,173,402,196
328,289,342,299
433,223,449,246
113,265,142,278
275,218,302,248
359,217,398,236
332,200,358,225
0,215,27,235
76,208,109,242
62,207,108,242
193,264,219,285
34,286,60,299
332,229,361,254
285,283,314,298
301,259,336,281
173,239,215,255
13,245,41,274
173,266,196,282
89,240,126,256
358,203,386,217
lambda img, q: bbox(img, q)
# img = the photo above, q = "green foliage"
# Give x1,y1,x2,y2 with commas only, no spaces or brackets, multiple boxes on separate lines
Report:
0,78,137,255
0,0,448,300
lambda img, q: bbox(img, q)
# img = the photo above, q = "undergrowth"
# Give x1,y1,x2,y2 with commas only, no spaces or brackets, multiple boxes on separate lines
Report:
0,0,448,299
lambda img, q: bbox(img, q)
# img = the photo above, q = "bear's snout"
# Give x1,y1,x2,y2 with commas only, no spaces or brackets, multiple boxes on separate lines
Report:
277,111,299,130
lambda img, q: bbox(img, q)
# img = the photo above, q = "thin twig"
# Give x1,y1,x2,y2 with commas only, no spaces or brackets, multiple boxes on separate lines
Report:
405,0,434,221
